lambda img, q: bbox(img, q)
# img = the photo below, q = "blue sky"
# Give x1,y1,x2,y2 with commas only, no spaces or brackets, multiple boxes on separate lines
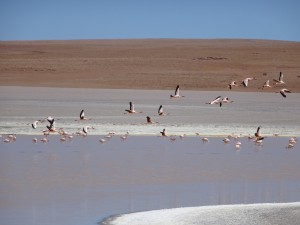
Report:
1,0,300,41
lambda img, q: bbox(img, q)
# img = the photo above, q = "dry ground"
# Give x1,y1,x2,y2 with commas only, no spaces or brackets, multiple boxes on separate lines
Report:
0,39,300,92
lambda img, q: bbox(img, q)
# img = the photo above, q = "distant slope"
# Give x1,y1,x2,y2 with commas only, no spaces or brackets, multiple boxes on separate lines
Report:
1,39,300,91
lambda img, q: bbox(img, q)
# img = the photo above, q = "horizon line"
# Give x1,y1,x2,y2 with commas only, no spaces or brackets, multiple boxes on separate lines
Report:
1,37,300,43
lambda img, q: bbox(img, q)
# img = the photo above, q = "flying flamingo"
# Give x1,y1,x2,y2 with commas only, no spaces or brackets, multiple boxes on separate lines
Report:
160,128,167,136
207,96,233,107
254,126,265,143
221,97,234,104
158,105,168,116
46,116,56,132
124,101,142,114
273,72,285,85
262,80,272,89
255,126,261,138
241,77,256,87
31,120,40,129
146,116,153,124
228,81,239,90
170,85,185,98
82,126,94,135
75,109,91,121
206,96,222,107
277,88,291,98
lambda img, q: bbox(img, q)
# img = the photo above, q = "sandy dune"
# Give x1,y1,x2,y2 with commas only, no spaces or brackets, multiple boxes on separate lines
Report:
0,39,300,92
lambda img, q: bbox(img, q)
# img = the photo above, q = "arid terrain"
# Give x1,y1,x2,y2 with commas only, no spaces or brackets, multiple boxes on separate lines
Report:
0,39,300,92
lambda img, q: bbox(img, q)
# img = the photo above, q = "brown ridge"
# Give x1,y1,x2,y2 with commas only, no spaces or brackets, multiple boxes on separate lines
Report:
1,39,300,92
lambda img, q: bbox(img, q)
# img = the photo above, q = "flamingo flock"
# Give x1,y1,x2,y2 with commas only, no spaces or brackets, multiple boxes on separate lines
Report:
228,71,292,98
1,72,297,149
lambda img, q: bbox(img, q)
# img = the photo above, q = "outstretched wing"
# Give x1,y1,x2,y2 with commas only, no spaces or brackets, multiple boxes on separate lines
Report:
158,105,163,114
208,96,222,104
279,72,283,82
280,91,287,98
256,126,261,134
242,79,248,87
80,110,85,119
47,116,55,125
175,85,179,96
213,96,222,103
265,80,269,86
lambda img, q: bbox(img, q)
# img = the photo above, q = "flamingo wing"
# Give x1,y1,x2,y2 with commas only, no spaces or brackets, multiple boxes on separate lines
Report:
80,110,84,119
175,85,179,96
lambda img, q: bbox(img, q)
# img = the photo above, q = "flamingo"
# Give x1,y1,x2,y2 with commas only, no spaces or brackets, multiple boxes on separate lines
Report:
254,126,261,138
207,96,233,107
46,116,56,132
40,137,48,143
58,129,68,136
82,126,93,135
286,143,294,149
254,136,264,144
158,105,168,116
47,116,55,124
105,134,113,139
99,138,106,143
179,134,186,139
46,121,56,132
262,80,272,89
273,72,285,85
31,120,40,129
146,116,153,124
120,132,129,141
201,137,209,143
254,126,265,143
169,136,176,141
228,81,239,90
235,141,241,149
206,96,222,107
3,138,10,143
125,101,142,114
241,77,256,87
76,109,90,121
221,97,234,104
277,88,291,98
289,137,297,144
67,135,74,140
160,128,167,136
170,85,185,98
60,137,66,142
223,138,230,143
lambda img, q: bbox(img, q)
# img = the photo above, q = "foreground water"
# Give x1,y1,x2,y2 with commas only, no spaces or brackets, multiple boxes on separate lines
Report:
0,86,300,136
0,135,299,225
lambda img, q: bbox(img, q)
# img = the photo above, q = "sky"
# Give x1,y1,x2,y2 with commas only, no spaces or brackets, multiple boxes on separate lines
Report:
1,0,300,41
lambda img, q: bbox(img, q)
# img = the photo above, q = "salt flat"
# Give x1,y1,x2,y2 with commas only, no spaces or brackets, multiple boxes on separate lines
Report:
103,202,300,225
1,86,300,136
